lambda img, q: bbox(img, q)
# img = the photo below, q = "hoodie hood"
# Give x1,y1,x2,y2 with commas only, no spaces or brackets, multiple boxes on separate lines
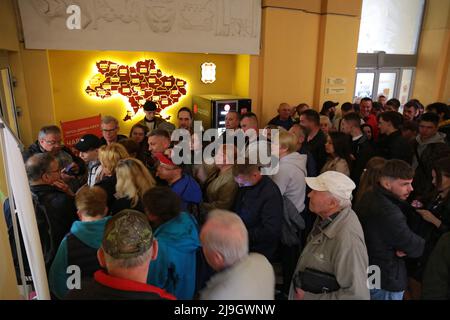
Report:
155,212,200,252
281,152,307,176
416,131,446,146
148,212,200,299
70,216,111,248
171,174,202,204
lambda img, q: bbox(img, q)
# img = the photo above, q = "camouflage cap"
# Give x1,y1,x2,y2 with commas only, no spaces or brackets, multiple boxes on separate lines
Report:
102,209,153,260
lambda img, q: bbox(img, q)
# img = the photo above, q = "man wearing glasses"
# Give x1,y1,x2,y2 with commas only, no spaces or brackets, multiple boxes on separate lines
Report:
22,125,86,191
99,115,127,146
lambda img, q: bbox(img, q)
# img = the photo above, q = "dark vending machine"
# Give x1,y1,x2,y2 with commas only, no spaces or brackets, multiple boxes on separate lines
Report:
192,94,251,133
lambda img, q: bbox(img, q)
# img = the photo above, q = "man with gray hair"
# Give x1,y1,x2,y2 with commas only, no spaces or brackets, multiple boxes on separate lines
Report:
100,115,127,146
66,209,175,300
22,125,86,185
290,171,370,300
200,210,275,300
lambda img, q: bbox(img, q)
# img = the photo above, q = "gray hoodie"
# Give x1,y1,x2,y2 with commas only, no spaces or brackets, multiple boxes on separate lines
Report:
413,132,447,169
271,152,307,213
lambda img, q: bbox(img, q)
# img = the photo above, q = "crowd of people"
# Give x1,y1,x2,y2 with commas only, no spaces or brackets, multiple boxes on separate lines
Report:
3,97,450,300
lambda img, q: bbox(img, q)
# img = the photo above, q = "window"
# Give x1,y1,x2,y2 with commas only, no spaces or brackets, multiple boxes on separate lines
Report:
358,0,425,54
354,0,425,102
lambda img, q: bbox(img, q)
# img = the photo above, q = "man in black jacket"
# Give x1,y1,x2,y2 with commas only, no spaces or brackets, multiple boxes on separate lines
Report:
27,154,78,260
356,160,425,300
299,109,328,171
138,100,175,134
233,163,283,261
100,115,128,146
22,125,86,191
376,111,413,164
341,112,375,186
411,112,450,204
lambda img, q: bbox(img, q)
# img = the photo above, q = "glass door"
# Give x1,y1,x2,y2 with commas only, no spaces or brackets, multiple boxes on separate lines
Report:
354,72,376,100
376,71,399,100
354,68,413,103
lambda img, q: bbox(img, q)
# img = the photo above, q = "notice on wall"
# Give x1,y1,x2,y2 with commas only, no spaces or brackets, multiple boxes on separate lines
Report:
18,0,261,55
327,77,347,85
326,87,347,94
60,114,102,153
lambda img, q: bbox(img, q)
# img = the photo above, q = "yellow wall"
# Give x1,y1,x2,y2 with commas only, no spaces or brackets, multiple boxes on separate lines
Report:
413,0,450,105
47,50,242,136
0,152,20,299
314,0,362,109
258,7,320,124
256,0,361,124
232,54,251,98
0,0,19,52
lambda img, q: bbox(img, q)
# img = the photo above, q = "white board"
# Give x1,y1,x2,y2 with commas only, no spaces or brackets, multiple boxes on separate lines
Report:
0,117,50,300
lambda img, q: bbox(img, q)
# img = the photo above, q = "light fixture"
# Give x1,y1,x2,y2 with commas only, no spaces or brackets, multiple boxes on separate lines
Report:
201,62,216,84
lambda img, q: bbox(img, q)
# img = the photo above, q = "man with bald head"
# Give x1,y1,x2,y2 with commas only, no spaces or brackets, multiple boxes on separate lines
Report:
199,209,275,300
225,111,240,130
268,103,294,130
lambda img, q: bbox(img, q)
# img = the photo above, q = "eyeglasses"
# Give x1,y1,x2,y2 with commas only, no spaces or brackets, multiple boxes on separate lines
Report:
43,140,62,146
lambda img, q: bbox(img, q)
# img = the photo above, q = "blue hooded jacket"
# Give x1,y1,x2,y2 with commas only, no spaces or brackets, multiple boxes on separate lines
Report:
147,212,200,299
49,217,110,299
170,174,202,212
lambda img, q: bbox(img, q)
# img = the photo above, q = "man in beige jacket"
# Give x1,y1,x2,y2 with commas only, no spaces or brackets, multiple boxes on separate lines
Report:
289,171,370,300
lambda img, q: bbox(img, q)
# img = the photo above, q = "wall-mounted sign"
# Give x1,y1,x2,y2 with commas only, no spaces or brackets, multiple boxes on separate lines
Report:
60,115,102,153
85,59,187,121
326,87,347,94
201,62,216,84
327,77,347,85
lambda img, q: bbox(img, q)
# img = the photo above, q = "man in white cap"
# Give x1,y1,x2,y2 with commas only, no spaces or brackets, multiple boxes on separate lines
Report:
289,171,370,300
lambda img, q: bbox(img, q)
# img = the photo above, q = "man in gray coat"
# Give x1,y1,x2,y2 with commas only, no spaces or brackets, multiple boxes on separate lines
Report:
289,171,370,300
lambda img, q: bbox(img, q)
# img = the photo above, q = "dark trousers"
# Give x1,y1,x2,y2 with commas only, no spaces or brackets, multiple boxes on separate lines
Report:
281,244,302,295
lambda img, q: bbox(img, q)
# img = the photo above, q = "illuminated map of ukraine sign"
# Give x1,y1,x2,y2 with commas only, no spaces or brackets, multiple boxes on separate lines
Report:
85,59,187,121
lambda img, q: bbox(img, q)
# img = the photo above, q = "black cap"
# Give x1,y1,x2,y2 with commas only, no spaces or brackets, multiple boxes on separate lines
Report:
143,101,157,112
322,101,339,110
74,134,101,152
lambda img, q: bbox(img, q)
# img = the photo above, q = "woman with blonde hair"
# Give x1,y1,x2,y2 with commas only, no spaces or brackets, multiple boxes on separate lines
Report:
320,115,333,135
112,158,156,214
354,157,387,207
270,130,307,296
95,143,129,209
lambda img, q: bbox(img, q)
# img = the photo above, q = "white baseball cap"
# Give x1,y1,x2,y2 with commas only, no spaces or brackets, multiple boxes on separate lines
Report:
305,171,356,200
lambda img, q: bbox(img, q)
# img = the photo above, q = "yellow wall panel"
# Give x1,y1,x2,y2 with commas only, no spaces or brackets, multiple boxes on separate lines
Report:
48,50,238,136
